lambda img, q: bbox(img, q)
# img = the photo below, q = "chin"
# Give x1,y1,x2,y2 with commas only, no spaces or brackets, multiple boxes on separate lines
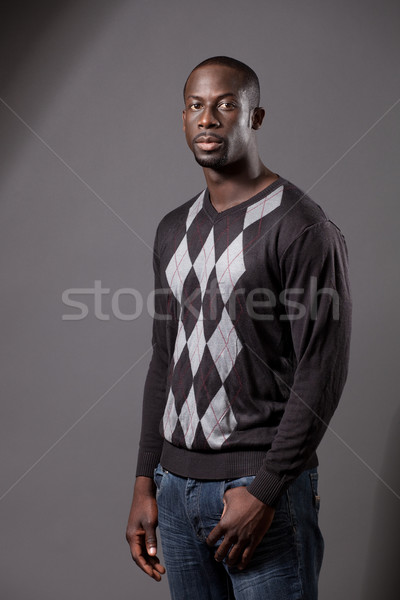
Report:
194,152,229,169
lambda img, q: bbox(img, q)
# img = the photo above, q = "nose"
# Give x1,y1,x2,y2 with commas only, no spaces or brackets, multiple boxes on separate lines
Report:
198,105,220,129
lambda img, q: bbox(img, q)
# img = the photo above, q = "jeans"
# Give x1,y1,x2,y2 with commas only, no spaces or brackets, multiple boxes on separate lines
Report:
154,465,324,600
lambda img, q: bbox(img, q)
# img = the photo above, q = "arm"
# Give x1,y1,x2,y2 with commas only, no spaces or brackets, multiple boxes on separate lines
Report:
207,221,352,565
126,226,176,578
136,226,175,478
247,220,352,503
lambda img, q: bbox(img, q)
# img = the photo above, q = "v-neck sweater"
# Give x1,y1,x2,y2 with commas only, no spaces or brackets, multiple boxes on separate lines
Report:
136,177,352,506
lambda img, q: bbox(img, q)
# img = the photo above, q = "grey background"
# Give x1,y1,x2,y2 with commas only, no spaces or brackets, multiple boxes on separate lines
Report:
0,0,399,598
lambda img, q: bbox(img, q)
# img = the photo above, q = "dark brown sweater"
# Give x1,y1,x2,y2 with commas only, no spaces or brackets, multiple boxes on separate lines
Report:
136,177,352,506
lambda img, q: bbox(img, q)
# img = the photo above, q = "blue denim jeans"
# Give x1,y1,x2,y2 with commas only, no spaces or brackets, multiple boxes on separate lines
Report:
154,465,324,600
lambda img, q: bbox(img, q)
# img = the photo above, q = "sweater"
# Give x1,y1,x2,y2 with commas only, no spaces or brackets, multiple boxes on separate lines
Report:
136,176,352,506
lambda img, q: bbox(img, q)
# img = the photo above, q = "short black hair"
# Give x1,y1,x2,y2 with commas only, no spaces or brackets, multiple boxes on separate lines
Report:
183,56,260,109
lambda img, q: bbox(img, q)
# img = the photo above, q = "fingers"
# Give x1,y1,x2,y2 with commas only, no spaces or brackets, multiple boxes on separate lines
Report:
224,541,246,567
206,522,223,547
214,537,253,567
128,529,165,581
136,550,165,581
237,545,256,570
206,523,256,568
132,545,165,580
213,536,233,562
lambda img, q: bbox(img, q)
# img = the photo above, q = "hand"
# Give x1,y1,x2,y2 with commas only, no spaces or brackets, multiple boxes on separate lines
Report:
126,476,166,582
206,486,275,570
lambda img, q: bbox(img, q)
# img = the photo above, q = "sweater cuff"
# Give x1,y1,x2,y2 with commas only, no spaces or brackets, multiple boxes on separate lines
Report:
135,450,161,478
246,469,289,506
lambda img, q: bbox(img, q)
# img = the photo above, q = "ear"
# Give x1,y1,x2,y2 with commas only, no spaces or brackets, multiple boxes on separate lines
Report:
251,107,265,130
182,109,186,132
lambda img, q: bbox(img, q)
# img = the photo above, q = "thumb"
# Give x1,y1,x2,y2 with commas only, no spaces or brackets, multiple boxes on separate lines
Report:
144,525,157,556
221,497,227,519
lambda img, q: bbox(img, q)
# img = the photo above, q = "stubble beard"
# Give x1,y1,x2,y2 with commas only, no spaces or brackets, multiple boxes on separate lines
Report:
193,144,229,170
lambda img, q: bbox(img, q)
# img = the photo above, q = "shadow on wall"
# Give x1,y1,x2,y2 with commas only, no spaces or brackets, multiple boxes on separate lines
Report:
362,407,400,599
0,0,125,181
0,0,78,92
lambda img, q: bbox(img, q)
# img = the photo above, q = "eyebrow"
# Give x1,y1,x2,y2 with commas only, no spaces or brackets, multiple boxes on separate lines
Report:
186,93,237,101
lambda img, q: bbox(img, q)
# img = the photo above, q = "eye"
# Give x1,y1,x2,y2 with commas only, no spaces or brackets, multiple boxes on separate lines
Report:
189,103,202,111
218,102,236,110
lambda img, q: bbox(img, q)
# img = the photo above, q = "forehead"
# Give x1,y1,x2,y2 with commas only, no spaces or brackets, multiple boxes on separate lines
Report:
184,65,247,100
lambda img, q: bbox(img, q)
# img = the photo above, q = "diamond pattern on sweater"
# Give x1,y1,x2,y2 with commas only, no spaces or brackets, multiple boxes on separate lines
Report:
200,386,238,450
186,308,206,377
177,386,199,449
163,391,179,442
215,231,245,304
243,185,283,229
192,228,215,298
165,234,191,304
163,186,283,450
207,307,242,383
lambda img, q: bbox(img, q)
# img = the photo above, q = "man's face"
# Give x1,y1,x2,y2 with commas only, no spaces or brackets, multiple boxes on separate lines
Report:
182,65,256,170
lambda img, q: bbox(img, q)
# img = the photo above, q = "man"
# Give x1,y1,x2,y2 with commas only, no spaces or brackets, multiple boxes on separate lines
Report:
126,56,351,599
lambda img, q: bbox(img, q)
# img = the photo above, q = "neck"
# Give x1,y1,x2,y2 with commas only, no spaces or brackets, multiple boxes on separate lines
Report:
203,157,278,213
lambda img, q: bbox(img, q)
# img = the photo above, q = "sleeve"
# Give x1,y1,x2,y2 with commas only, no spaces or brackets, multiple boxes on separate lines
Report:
135,225,177,478
247,220,352,505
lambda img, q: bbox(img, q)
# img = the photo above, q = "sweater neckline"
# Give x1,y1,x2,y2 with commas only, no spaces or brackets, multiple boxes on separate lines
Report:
202,176,286,222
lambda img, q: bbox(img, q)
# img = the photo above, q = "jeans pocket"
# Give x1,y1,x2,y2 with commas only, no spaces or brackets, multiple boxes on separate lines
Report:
223,474,256,495
153,463,166,496
309,471,321,513
217,476,256,524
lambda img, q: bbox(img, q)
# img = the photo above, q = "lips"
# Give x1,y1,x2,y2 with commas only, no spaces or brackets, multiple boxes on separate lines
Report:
194,135,223,152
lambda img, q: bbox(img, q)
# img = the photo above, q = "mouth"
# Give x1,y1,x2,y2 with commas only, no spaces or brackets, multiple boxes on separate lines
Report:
194,135,224,152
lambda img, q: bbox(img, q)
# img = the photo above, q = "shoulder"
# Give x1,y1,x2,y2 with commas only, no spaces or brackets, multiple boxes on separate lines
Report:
280,179,327,228
276,179,346,253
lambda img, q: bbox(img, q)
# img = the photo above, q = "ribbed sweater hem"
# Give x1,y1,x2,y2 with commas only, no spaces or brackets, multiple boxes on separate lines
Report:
160,441,269,480
162,442,319,504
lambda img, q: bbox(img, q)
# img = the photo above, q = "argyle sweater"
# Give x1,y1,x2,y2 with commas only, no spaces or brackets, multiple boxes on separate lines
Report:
136,177,352,506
